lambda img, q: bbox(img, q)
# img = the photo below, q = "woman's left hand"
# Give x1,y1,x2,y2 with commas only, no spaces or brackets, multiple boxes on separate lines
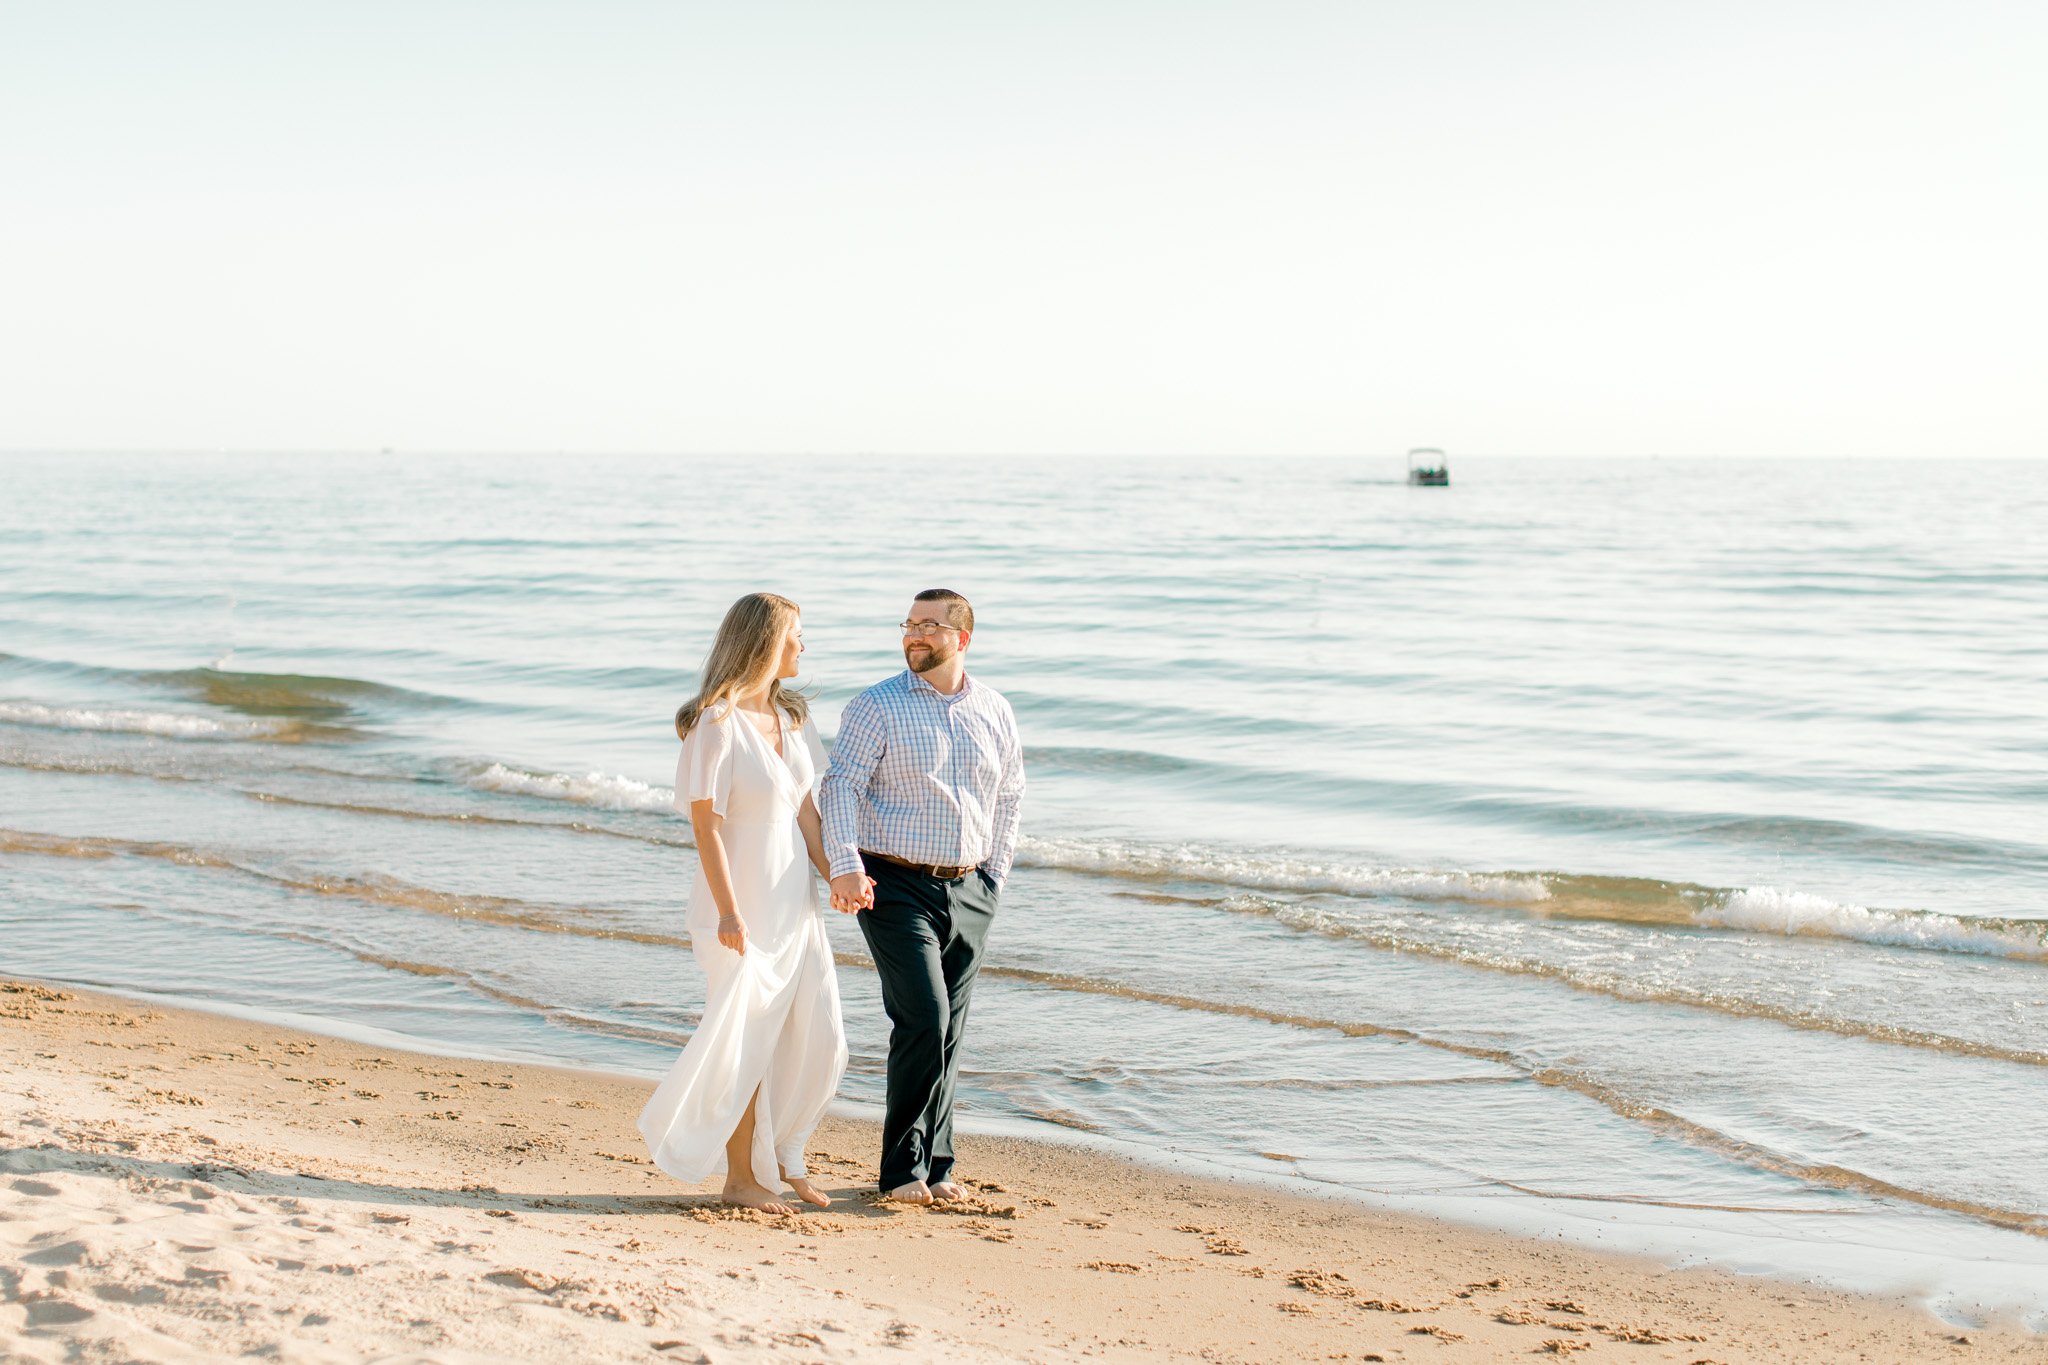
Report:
717,911,748,954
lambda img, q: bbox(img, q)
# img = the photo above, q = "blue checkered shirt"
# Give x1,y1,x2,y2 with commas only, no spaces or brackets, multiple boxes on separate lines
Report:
820,669,1025,887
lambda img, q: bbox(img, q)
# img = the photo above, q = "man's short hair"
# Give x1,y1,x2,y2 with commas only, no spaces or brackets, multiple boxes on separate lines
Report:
913,588,974,633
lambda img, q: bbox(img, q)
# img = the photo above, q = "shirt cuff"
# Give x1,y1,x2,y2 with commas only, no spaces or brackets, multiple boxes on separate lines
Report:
828,849,866,880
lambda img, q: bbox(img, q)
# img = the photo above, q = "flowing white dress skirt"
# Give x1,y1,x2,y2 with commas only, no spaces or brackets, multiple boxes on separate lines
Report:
637,705,848,1191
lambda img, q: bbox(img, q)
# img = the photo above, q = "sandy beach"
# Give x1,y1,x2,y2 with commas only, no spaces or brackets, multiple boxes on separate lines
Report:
2,980,2034,1363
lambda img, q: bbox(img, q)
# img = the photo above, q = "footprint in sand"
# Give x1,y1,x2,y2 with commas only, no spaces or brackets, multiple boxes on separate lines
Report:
485,1267,560,1293
92,1284,168,1306
929,1196,1016,1219
957,1219,1015,1243
24,1297,96,1327
22,1239,92,1267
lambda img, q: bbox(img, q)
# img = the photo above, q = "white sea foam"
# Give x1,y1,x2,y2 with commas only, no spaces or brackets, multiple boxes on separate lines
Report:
0,699,290,741
1016,835,1551,904
1017,839,2046,962
1701,886,2046,960
464,762,676,814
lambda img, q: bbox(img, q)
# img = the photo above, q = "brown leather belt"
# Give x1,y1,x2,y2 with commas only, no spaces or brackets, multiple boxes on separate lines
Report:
861,849,976,881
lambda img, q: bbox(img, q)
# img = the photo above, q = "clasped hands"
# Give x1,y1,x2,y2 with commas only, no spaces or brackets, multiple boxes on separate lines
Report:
829,871,876,915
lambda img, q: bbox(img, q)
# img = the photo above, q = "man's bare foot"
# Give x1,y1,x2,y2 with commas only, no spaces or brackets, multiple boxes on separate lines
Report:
881,1179,932,1204
721,1181,797,1214
783,1174,831,1208
928,1179,967,1201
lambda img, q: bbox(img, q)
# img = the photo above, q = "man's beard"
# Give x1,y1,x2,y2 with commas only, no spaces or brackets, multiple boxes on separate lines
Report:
904,641,952,673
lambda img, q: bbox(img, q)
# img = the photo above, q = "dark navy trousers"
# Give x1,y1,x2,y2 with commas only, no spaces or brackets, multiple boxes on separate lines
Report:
855,856,997,1189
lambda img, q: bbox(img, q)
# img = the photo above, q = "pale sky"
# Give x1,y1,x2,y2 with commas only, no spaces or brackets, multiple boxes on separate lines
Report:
3,1,2043,457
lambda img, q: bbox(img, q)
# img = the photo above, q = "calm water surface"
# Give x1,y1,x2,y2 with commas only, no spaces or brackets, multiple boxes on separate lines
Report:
3,453,2045,1324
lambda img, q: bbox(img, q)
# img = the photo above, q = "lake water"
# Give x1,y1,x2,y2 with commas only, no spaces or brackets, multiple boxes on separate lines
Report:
4,452,2045,1325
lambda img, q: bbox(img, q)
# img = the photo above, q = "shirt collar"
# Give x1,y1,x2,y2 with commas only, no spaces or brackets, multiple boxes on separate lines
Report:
904,667,974,700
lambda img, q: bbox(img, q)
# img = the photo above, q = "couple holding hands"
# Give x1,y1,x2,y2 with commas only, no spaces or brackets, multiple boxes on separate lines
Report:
637,589,1025,1212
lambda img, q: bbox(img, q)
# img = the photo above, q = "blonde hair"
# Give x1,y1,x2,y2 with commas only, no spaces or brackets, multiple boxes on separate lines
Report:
674,592,809,739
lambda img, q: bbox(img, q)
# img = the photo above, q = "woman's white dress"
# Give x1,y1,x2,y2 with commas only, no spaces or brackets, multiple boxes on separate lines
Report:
637,702,847,1191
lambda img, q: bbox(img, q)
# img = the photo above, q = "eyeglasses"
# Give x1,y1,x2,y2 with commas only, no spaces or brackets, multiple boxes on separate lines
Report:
899,621,963,638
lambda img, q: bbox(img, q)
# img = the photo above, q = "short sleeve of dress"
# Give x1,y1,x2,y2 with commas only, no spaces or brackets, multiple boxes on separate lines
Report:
674,709,735,818
801,718,829,798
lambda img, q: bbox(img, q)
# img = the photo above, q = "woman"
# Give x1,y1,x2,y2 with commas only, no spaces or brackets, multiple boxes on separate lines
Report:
637,592,849,1213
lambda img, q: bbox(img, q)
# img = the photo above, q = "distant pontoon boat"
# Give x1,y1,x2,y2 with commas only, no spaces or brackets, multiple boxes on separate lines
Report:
1407,448,1450,486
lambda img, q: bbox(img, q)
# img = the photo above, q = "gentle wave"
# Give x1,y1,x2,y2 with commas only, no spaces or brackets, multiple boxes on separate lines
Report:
0,752,208,785
1017,835,1552,904
0,652,458,720
145,665,457,719
1090,852,2048,964
1216,896,2048,1065
239,790,688,847
40,893,705,1052
0,828,683,946
0,750,687,846
1476,795,2035,870
1701,886,2048,959
460,762,676,813
1520,873,2048,962
0,699,308,742
341,951,696,1049
1526,1066,2048,1238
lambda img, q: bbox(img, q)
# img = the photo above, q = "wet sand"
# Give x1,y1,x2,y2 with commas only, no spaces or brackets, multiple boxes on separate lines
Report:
1,980,2034,1363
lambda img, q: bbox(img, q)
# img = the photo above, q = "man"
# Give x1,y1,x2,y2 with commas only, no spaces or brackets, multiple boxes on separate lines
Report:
820,588,1025,1204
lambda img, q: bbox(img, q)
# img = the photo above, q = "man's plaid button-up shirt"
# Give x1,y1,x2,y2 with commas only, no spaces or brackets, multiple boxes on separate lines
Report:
819,668,1025,887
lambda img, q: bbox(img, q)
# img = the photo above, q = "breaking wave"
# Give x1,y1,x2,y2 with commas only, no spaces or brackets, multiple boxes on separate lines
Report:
1052,842,2048,964
1015,835,1552,904
460,762,676,814
0,699,309,742
1700,886,2048,960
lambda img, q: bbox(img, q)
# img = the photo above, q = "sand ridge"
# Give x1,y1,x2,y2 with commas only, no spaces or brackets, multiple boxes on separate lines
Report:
2,981,2037,1363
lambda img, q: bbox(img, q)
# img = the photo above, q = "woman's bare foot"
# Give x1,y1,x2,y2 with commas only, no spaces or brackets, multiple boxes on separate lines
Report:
783,1173,831,1208
928,1179,967,1201
721,1181,797,1214
881,1179,932,1204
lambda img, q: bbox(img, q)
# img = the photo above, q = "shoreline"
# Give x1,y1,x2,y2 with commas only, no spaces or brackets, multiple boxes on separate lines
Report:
3,979,2032,1363
31,974,2048,1319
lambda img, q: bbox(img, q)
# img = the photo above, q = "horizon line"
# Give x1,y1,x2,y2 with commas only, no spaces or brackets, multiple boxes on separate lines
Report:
4,449,2043,462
